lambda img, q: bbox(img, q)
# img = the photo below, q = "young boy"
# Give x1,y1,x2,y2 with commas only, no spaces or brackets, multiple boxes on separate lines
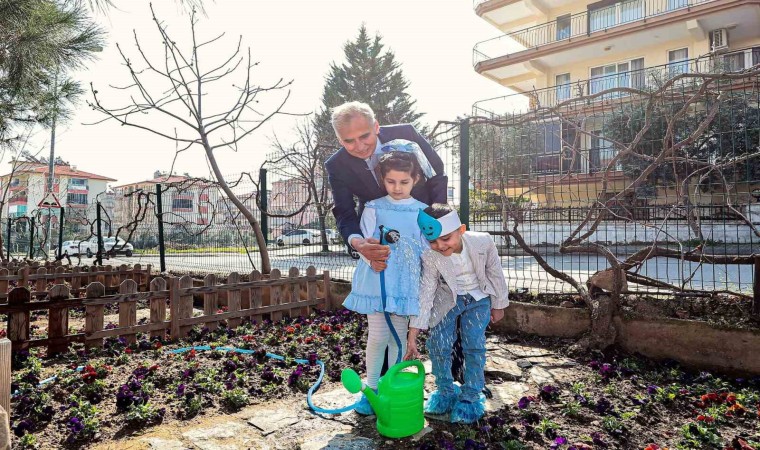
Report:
405,203,509,424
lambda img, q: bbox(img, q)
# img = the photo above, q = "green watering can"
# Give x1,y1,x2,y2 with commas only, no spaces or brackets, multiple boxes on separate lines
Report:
341,359,425,438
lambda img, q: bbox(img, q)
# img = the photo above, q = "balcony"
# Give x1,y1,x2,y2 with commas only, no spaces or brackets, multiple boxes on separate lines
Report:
475,0,719,67
473,47,760,116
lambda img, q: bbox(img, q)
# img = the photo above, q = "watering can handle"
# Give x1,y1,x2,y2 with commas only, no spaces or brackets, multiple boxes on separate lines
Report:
385,359,425,380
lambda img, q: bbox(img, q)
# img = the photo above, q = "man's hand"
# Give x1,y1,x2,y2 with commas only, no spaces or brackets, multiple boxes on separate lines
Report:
351,237,390,263
369,260,387,272
490,308,505,324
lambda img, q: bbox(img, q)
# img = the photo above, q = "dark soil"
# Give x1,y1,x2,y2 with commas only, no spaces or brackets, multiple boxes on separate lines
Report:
11,309,367,449
510,290,759,329
10,310,760,450
380,335,760,450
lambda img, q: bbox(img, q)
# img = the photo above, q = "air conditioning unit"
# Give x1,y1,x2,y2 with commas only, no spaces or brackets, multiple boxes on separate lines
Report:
710,29,729,53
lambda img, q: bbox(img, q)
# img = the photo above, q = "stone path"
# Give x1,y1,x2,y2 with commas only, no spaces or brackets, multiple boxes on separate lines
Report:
92,339,582,450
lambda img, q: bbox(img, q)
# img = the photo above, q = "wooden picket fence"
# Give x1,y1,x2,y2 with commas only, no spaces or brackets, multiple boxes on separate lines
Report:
1,266,331,355
0,264,151,302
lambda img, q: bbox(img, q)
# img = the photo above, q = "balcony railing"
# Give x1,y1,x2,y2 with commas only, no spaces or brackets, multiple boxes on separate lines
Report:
473,47,760,116
474,0,716,66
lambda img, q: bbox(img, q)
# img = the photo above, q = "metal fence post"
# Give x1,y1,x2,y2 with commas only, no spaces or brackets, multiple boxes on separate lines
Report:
753,255,760,318
96,202,103,266
58,207,64,258
259,168,268,244
459,118,470,230
156,184,166,273
29,217,35,259
5,218,10,260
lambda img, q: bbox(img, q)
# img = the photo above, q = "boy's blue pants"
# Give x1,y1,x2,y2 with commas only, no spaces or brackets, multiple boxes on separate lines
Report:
427,294,491,402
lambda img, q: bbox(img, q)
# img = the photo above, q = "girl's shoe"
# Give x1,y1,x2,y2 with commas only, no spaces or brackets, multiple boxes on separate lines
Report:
424,385,461,415
450,394,486,424
354,391,376,416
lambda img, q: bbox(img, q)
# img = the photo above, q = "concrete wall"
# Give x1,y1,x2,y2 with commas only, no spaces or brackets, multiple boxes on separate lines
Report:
615,315,760,374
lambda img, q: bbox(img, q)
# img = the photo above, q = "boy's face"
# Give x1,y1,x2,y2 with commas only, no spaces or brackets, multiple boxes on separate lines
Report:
429,225,465,257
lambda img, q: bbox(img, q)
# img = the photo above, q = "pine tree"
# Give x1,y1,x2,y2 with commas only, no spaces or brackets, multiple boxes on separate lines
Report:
314,25,424,148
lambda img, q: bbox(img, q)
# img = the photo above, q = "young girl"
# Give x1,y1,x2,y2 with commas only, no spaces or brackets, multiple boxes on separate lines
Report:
342,148,429,415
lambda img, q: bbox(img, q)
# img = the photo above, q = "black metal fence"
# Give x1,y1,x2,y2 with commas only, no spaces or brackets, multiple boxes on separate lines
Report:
465,67,760,295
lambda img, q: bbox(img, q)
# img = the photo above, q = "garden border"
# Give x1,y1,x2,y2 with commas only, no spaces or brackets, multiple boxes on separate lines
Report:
491,299,760,375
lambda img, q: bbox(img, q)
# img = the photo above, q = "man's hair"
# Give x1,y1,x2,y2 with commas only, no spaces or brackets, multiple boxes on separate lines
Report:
331,101,376,133
378,151,422,180
423,203,456,219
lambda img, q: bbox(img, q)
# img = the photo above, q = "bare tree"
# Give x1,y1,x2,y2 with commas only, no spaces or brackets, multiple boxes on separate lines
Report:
269,120,336,252
469,66,760,348
88,5,293,273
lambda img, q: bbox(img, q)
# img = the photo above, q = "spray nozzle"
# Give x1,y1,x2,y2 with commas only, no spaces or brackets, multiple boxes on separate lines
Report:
379,225,400,244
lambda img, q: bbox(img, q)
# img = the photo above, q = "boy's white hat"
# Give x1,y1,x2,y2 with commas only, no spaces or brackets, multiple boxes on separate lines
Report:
417,209,461,241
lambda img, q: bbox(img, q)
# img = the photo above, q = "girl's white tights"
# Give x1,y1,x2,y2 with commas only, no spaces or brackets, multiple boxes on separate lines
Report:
365,313,409,389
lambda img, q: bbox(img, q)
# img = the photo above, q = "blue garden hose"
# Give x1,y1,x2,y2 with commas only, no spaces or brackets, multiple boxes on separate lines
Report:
379,226,404,366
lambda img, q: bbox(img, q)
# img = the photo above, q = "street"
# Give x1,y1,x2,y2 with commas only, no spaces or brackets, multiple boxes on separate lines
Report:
103,244,755,294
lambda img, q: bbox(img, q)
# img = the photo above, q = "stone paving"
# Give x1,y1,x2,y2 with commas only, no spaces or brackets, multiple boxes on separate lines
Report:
93,340,580,450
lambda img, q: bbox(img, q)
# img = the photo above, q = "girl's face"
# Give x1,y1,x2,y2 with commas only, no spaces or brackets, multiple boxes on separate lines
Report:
382,169,418,200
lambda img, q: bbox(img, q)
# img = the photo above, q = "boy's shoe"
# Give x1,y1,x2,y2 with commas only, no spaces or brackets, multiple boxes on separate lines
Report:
450,394,486,424
424,385,461,415
354,391,375,416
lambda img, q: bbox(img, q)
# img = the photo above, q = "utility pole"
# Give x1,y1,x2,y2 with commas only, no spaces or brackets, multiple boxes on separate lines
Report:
45,70,59,260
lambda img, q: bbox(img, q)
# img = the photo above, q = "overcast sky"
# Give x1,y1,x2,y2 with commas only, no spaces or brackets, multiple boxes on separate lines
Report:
23,0,514,185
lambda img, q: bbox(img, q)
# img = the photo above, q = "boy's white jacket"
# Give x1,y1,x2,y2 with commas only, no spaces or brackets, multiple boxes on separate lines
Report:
410,231,509,330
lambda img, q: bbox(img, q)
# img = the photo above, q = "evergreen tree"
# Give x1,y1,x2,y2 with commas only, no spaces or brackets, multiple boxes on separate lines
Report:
0,0,104,148
315,25,424,148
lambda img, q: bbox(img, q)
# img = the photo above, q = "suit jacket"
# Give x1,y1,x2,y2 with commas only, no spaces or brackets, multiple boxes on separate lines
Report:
325,124,448,243
410,232,510,330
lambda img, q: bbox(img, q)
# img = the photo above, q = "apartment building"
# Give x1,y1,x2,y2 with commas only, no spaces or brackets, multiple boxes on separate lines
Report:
471,0,760,207
0,161,116,219
112,173,218,227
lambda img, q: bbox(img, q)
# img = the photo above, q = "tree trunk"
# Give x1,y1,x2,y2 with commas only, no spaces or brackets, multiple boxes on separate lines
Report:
201,140,271,274
317,206,329,253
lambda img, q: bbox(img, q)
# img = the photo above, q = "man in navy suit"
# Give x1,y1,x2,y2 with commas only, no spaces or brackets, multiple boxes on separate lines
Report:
325,101,466,383
325,101,448,262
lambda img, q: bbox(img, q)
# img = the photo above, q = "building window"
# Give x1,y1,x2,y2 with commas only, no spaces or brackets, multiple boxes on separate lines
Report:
555,73,571,102
590,131,620,172
621,0,644,23
667,0,689,11
722,52,746,72
70,178,87,187
67,193,88,205
590,58,644,95
668,48,689,77
172,198,193,210
589,4,616,32
9,178,20,187
556,14,571,40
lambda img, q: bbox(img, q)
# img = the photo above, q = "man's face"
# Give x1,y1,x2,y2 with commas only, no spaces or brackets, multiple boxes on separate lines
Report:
429,226,465,257
335,116,379,160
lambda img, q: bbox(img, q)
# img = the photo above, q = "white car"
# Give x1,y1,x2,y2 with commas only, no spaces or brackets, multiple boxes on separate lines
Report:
61,240,86,256
81,236,134,257
275,229,322,246
324,229,341,244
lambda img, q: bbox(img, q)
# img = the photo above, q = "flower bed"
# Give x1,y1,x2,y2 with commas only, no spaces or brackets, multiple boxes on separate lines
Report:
10,309,367,449
409,337,760,450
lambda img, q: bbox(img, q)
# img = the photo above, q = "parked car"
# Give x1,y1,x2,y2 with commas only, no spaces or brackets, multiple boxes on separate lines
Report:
324,229,341,244
61,240,85,256
275,229,323,246
81,236,134,257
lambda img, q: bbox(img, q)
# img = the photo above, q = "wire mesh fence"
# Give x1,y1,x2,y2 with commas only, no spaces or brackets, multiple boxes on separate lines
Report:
467,65,760,295
3,64,758,297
